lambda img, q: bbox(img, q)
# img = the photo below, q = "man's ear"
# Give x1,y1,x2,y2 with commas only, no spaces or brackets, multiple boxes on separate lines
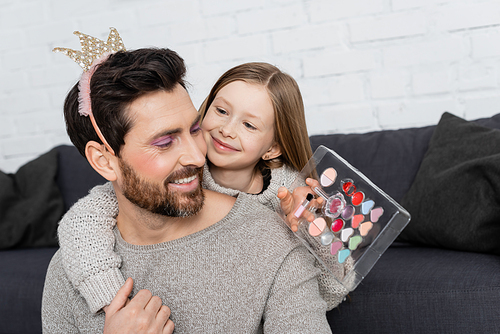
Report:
262,143,282,161
85,141,118,181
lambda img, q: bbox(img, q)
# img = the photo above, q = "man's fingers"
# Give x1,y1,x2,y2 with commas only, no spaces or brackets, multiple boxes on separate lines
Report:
103,280,173,334
155,305,171,326
129,289,153,309
145,295,163,313
106,277,134,316
163,318,175,334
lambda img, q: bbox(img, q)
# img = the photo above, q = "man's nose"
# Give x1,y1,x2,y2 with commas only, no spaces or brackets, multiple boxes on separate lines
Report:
179,135,206,168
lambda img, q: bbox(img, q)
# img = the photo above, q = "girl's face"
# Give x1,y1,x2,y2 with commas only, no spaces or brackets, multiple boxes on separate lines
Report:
201,80,280,172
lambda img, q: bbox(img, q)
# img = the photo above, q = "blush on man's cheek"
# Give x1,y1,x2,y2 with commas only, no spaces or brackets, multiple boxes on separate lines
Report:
127,152,168,177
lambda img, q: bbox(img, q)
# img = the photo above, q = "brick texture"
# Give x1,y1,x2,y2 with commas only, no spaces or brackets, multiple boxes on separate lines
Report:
1,0,500,172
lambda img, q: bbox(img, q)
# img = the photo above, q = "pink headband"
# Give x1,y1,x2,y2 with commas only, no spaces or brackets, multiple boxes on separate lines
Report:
77,53,115,155
53,28,126,156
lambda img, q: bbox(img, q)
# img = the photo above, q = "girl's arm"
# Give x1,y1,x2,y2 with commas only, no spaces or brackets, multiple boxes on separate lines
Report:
277,174,350,310
263,245,332,333
57,182,125,313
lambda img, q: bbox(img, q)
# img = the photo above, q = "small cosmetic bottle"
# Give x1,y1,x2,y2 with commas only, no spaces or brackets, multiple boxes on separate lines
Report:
293,193,314,218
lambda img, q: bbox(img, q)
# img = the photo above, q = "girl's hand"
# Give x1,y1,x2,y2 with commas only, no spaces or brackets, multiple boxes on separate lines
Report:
278,178,324,232
103,278,175,334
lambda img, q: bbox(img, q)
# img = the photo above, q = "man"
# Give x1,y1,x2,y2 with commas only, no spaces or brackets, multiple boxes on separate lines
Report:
42,48,331,333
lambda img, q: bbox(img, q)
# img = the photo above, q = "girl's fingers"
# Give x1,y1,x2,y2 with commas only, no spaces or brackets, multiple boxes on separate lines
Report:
278,187,294,213
279,180,326,231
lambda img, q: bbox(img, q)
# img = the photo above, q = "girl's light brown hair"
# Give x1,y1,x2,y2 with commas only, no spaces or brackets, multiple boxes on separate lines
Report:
199,62,312,172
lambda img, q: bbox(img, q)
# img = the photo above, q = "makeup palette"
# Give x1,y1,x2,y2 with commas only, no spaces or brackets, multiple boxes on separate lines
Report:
278,145,410,292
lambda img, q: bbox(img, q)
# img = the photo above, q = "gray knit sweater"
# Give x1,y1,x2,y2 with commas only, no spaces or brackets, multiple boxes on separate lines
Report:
57,164,349,314
201,163,295,211
43,194,332,334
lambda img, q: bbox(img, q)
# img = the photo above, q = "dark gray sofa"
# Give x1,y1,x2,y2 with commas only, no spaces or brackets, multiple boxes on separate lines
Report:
1,113,499,334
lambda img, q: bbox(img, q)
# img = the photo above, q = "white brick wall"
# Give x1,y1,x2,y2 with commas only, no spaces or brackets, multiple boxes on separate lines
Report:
1,0,500,172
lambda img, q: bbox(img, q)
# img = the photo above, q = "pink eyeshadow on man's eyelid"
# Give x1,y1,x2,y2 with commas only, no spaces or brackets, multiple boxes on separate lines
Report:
191,122,201,132
151,136,173,146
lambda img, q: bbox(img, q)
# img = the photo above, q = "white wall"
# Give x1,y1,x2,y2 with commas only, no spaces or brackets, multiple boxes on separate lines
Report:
1,0,500,172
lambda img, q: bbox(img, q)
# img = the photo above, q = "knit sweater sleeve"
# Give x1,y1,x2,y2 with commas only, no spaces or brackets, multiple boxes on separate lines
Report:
57,182,125,313
263,244,332,334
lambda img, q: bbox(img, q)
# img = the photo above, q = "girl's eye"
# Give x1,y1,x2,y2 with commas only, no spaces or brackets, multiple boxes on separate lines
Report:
151,136,174,148
216,107,228,115
244,122,257,130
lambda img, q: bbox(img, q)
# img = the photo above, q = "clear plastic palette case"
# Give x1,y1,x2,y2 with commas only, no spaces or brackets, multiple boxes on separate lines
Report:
278,145,411,292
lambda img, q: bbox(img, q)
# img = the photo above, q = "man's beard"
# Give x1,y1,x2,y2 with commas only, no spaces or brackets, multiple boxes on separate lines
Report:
119,159,205,218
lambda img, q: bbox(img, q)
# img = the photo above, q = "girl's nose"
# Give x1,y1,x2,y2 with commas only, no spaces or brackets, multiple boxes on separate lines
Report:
219,122,236,139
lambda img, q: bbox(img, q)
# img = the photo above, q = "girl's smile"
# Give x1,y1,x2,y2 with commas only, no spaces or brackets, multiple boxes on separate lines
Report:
210,135,241,153
201,80,280,172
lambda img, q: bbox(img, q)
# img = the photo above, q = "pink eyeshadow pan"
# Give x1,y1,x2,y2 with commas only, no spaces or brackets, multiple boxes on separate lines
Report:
320,168,337,187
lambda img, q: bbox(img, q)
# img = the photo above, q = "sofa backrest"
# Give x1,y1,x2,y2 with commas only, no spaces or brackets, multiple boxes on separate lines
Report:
309,113,500,203
310,126,435,203
55,145,106,212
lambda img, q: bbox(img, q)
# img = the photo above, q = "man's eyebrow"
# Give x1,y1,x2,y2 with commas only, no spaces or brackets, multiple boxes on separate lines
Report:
191,115,201,128
149,128,181,143
149,115,202,143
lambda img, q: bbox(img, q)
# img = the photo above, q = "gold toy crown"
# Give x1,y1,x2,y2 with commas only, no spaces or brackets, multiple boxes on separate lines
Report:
53,27,126,71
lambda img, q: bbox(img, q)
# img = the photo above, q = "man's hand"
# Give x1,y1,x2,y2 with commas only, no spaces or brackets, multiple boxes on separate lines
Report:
103,278,174,334
278,178,324,232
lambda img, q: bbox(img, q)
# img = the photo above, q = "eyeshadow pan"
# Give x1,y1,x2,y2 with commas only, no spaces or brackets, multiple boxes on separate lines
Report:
340,228,354,242
351,214,364,229
349,235,363,250
351,191,365,206
321,231,334,245
331,218,344,233
320,167,337,187
309,217,327,237
359,222,373,236
361,199,375,215
370,207,384,222
338,249,350,263
341,205,355,220
330,241,342,255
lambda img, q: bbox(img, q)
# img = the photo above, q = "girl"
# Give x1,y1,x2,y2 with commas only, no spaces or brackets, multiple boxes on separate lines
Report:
58,62,349,314
198,62,311,211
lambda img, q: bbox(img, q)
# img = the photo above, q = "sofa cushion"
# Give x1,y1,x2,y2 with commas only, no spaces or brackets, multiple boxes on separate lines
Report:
0,247,58,334
0,148,64,249
399,112,500,255
327,244,500,333
55,145,106,212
